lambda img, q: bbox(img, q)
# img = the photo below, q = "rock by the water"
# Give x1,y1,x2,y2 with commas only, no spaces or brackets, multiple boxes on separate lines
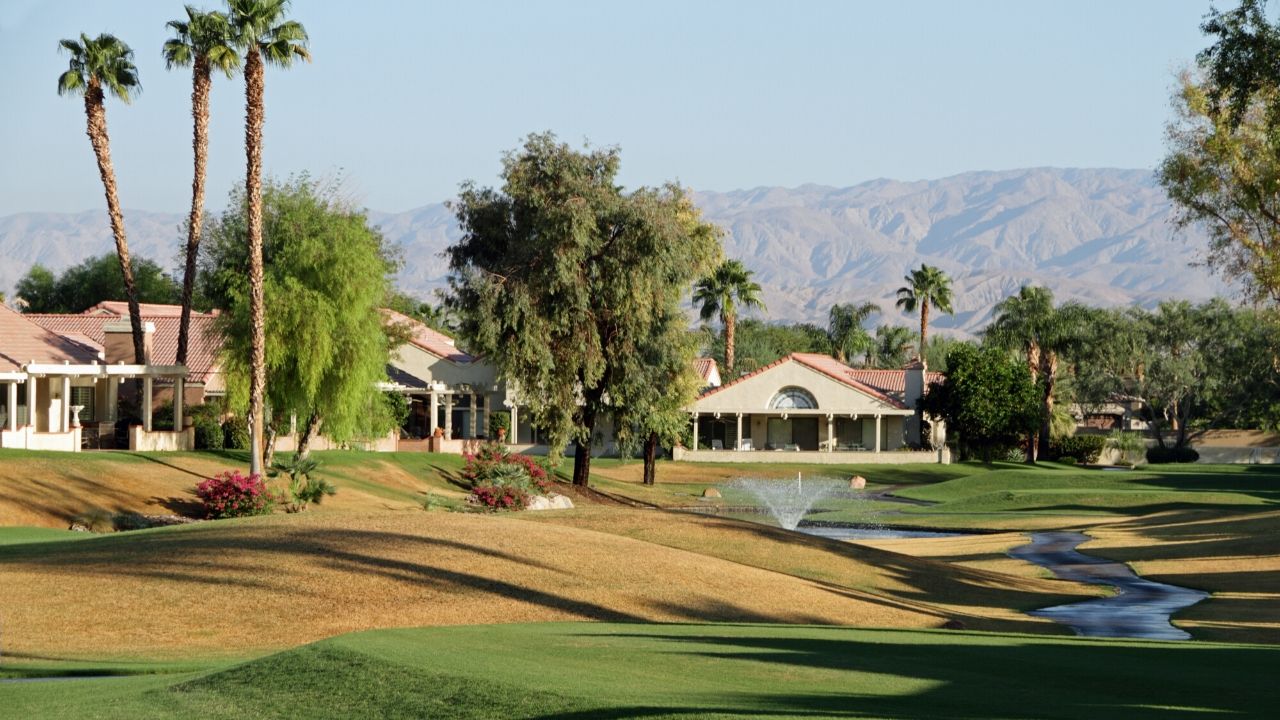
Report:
849,476,867,490
701,487,722,498
526,494,574,511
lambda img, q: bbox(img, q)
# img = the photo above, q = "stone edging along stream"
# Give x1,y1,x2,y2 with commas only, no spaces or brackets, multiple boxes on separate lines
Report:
1009,531,1209,641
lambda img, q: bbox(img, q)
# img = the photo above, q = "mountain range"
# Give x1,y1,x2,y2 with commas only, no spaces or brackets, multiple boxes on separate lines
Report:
0,167,1226,337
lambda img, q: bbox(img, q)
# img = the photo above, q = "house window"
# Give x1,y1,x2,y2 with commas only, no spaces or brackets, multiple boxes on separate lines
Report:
70,386,96,423
769,386,817,409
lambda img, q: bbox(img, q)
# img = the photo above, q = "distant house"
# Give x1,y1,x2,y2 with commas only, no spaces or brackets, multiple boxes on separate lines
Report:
0,304,193,451
676,353,945,463
693,357,722,389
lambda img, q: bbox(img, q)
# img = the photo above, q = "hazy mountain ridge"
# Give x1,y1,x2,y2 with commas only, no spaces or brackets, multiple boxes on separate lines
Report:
0,168,1225,336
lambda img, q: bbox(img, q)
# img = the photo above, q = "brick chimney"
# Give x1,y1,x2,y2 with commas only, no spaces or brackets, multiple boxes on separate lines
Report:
103,320,154,364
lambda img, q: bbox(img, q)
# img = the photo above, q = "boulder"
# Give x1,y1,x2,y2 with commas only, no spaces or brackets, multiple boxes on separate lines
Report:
701,487,722,498
849,475,867,490
526,494,575,511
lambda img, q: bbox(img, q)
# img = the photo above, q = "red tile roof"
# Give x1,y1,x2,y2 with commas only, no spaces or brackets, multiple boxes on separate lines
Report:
693,357,719,384
844,368,945,402
382,309,474,363
0,304,102,371
698,353,911,409
82,301,217,318
24,313,223,383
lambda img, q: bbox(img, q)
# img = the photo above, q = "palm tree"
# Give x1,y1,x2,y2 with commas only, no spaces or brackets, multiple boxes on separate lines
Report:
828,302,879,364
57,34,146,364
693,259,766,375
895,264,955,354
227,0,309,476
873,325,915,368
988,285,1085,462
164,7,239,367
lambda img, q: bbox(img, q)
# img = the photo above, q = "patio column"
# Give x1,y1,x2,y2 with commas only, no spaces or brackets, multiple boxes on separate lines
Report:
174,376,185,432
26,375,36,429
483,396,490,440
874,414,882,453
143,376,153,432
444,393,453,439
60,376,71,432
428,392,438,436
691,412,699,450
826,414,834,453
469,393,478,438
735,413,743,450
509,404,519,444
6,381,16,432
106,376,118,423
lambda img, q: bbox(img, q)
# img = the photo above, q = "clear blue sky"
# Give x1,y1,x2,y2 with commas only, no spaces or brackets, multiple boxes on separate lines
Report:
0,0,1220,216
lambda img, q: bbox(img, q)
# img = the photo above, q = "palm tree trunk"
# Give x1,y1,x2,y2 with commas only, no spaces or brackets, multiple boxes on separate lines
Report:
1038,352,1058,461
724,312,736,376
642,431,658,485
177,58,212,367
919,299,930,358
1025,342,1041,463
83,82,145,364
244,49,267,477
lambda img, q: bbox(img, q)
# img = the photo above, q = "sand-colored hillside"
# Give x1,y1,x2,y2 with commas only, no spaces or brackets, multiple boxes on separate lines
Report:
1,510,966,663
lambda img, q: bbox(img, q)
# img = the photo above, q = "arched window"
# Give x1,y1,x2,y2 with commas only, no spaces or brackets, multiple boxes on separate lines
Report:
769,386,817,409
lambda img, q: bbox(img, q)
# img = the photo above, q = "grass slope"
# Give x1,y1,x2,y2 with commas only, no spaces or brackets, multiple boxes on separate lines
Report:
6,623,1277,719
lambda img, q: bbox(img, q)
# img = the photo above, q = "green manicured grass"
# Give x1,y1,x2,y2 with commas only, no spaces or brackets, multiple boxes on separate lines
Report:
6,622,1276,719
0,526,88,546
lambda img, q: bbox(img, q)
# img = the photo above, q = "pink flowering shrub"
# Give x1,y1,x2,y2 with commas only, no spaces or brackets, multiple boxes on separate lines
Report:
195,470,273,519
461,441,554,510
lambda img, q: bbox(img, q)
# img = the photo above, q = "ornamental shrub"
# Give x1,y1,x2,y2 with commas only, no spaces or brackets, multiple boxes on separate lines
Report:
1146,446,1200,464
188,404,225,450
223,415,250,450
489,411,510,440
1048,435,1107,464
461,440,552,510
195,470,273,519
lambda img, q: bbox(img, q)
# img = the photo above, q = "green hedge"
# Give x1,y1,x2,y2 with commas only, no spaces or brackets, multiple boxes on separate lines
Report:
1048,435,1107,464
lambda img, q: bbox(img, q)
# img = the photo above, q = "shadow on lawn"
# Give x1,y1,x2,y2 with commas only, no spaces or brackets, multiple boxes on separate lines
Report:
564,629,1279,720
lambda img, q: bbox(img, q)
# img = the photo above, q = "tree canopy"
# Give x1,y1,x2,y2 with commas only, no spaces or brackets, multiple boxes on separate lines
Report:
202,175,402,456
920,344,1040,462
693,259,766,375
15,254,180,313
446,133,722,486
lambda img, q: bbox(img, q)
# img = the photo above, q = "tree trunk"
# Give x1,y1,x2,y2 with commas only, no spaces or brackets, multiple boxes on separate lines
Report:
1025,342,1042,464
263,420,276,470
1038,352,1058,461
571,392,600,487
83,81,145,364
177,58,212,367
296,411,322,461
643,431,658,485
245,49,267,478
919,299,930,358
724,311,736,376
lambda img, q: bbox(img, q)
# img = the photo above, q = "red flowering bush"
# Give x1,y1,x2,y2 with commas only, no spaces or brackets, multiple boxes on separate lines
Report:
195,470,273,519
462,441,554,510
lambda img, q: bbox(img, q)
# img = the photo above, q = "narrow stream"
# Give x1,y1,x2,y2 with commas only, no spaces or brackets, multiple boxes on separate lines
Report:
1009,531,1209,640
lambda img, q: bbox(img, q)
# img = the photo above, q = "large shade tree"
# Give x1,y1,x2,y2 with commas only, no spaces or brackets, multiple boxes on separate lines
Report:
447,133,722,487
694,259,765,376
227,0,310,475
920,344,1040,463
895,264,954,353
827,301,879,364
164,6,240,366
16,254,180,313
987,285,1086,462
57,33,147,363
202,176,402,461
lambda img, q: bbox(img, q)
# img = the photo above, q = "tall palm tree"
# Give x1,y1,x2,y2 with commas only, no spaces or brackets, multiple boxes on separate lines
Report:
228,0,310,476
873,325,914,368
693,259,766,376
828,302,879,364
988,285,1085,462
57,34,146,364
896,264,954,354
164,7,239,367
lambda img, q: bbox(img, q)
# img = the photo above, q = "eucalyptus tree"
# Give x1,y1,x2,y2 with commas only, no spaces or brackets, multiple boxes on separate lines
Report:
827,301,879,364
895,264,954,353
164,6,239,366
987,285,1086,461
447,133,722,487
226,0,310,475
693,259,766,376
57,33,146,363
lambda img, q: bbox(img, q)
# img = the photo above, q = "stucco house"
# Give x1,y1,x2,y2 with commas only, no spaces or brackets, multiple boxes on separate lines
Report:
675,353,945,464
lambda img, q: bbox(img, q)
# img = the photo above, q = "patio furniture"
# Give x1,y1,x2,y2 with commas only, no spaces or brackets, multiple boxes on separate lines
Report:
738,439,754,451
